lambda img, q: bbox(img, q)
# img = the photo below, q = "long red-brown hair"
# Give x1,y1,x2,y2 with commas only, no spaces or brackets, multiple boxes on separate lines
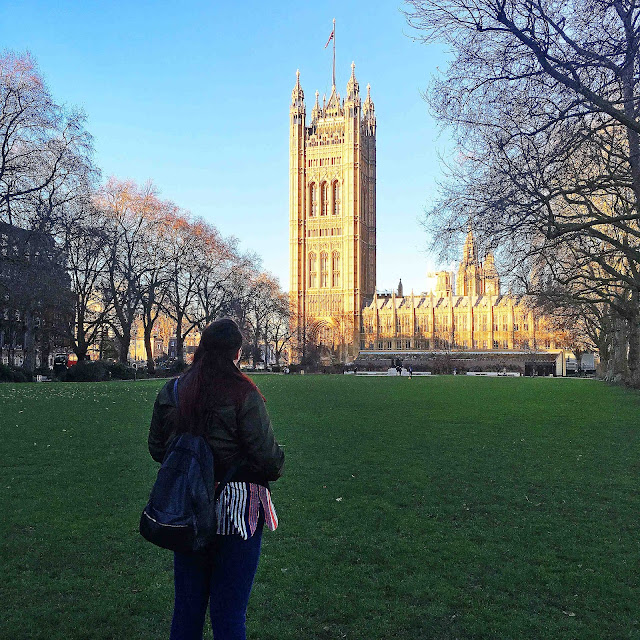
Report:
176,318,259,435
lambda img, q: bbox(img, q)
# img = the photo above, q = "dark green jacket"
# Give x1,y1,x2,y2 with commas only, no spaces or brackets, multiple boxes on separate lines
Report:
148,378,284,486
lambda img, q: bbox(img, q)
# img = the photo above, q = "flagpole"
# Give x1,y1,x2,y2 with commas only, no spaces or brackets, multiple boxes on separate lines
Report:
332,18,336,88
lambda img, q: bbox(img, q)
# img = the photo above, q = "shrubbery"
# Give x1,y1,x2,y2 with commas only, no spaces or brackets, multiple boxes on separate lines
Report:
0,364,33,383
106,362,136,380
168,360,188,375
63,361,110,382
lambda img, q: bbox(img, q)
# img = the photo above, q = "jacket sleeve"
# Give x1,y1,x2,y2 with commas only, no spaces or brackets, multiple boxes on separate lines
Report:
236,390,285,481
148,381,178,463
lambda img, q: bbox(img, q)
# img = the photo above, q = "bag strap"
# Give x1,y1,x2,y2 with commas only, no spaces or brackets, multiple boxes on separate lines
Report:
172,378,179,408
173,377,240,500
215,466,238,500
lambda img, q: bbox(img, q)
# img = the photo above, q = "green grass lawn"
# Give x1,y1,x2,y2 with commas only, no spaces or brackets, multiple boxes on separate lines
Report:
1,376,639,639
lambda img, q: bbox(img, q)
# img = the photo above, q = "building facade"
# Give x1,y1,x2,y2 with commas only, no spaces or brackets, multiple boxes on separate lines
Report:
360,230,562,358
289,66,566,367
289,64,376,358
0,222,72,368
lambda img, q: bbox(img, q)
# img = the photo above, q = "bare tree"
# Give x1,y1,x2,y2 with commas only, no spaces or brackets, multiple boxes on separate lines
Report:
406,0,640,384
98,178,158,364
0,52,96,372
60,199,112,362
265,291,293,367
243,273,279,368
0,52,94,231
194,226,253,328
164,215,204,365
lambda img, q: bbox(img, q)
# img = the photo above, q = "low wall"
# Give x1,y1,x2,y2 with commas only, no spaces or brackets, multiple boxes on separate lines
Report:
354,350,561,375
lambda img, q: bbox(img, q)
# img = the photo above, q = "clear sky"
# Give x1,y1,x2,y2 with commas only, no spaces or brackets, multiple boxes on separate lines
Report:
0,0,454,294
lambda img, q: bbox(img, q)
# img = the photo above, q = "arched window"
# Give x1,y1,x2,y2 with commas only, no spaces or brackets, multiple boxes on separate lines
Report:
321,182,329,216
309,183,317,217
308,253,317,288
320,252,328,287
331,252,340,287
332,181,340,216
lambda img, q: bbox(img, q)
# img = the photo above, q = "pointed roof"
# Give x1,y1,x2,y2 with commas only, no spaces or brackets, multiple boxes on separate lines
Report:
325,84,343,116
291,69,304,107
364,83,374,112
346,61,360,102
462,228,478,264
484,251,499,276
311,89,320,121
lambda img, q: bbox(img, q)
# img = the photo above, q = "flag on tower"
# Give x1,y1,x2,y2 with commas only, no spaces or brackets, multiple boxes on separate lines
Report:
324,29,334,48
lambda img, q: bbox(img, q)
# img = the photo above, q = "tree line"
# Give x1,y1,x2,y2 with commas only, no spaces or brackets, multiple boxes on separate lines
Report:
406,0,640,385
0,52,290,374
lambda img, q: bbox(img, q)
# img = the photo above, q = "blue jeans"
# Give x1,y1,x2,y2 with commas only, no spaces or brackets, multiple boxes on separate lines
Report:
170,515,264,640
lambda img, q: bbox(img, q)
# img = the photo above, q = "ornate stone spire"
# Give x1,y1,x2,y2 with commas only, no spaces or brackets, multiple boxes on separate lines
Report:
291,69,304,107
484,251,498,275
363,83,375,134
364,83,374,113
346,61,360,103
311,89,320,121
462,228,478,263
325,83,342,116
483,251,500,295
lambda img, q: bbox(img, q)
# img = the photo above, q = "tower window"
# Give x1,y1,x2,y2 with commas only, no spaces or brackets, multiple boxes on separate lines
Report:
333,181,340,216
332,252,340,287
308,253,317,288
320,252,328,287
321,182,329,216
310,183,317,217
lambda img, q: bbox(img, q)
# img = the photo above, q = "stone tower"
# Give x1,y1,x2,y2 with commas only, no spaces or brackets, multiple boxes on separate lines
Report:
456,229,501,296
289,64,376,360
483,252,500,295
457,229,483,296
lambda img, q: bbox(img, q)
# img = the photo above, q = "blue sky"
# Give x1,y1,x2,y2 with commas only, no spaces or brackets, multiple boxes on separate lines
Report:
0,0,454,293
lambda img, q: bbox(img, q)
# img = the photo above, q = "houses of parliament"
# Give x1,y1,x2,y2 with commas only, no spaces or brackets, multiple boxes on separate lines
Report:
289,64,564,366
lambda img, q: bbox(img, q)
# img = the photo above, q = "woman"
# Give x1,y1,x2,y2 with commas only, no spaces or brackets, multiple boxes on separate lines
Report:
148,318,285,640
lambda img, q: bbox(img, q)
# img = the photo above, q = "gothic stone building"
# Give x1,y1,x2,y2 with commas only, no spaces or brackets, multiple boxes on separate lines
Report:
360,231,563,371
289,64,376,358
289,66,565,369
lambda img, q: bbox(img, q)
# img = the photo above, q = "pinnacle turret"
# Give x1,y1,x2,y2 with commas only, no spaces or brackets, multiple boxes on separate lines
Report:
290,69,304,108
363,82,376,135
364,83,374,113
484,251,498,275
462,228,478,263
311,89,320,121
346,61,360,103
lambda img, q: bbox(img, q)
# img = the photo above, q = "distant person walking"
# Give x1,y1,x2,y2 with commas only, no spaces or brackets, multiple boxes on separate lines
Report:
148,319,285,640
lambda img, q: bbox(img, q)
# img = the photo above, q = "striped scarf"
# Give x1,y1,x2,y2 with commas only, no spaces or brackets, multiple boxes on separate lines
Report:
216,482,278,539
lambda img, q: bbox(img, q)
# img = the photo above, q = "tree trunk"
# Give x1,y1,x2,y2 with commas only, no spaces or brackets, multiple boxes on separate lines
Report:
609,314,629,381
626,308,640,387
75,340,89,362
118,328,131,364
41,332,51,370
176,313,184,364
23,310,36,373
144,326,155,374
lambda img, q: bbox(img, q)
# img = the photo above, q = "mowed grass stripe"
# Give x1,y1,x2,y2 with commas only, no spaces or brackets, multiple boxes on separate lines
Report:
1,377,638,639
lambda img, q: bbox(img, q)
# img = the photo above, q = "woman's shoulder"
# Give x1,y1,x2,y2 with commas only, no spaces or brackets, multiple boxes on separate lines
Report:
241,383,263,401
155,377,179,406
